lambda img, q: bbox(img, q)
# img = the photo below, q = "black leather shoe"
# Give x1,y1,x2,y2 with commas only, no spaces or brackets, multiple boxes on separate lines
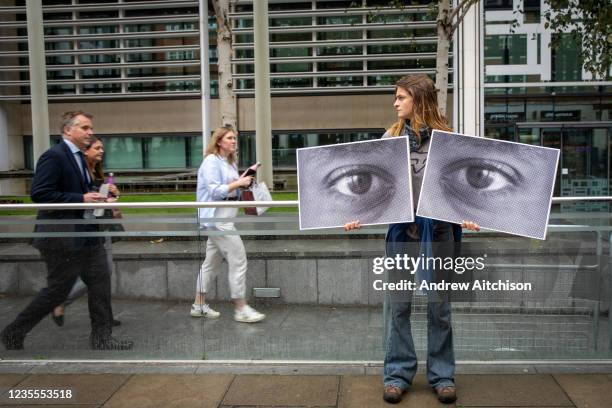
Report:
90,335,134,351
112,319,121,327
1,328,24,350
52,313,64,327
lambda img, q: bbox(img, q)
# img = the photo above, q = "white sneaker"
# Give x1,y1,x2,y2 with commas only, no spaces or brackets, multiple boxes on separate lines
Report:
234,305,265,323
190,303,220,318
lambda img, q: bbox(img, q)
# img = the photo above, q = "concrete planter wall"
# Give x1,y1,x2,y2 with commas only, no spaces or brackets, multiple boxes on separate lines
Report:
0,238,607,311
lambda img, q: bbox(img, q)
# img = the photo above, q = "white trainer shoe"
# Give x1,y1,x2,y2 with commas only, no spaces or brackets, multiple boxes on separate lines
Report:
234,305,265,323
190,303,220,318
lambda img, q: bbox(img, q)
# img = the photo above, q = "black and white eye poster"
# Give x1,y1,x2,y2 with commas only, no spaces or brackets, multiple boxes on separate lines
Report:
297,137,414,230
416,130,560,240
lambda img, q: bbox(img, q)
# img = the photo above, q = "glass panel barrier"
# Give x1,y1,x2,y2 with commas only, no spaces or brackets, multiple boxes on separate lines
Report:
0,199,610,361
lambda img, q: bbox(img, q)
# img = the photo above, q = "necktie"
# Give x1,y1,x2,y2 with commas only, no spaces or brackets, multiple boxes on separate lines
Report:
76,151,91,188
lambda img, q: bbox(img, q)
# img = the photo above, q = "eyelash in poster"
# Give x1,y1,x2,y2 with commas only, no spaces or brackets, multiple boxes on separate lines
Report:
322,164,396,211
440,158,523,205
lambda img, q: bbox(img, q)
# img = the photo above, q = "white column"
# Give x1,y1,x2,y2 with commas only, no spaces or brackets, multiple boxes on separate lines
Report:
26,0,50,167
254,0,273,187
199,0,211,150
453,2,484,136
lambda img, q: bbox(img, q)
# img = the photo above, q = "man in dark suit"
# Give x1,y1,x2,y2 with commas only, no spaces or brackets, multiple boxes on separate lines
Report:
1,111,133,351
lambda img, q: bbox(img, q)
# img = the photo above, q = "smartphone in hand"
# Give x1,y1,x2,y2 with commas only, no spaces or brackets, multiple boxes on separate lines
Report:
241,162,261,178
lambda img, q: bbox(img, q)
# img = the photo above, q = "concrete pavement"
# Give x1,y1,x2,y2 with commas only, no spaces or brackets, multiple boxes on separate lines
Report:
1,371,611,407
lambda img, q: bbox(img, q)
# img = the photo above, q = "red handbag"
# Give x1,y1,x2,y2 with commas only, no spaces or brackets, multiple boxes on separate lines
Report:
240,189,258,215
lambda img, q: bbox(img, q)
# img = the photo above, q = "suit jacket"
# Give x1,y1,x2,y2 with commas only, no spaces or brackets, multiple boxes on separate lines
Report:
31,140,93,251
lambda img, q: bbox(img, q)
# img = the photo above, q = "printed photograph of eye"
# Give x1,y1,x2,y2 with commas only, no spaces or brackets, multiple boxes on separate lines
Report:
440,158,524,205
324,164,394,200
297,137,414,230
417,130,560,240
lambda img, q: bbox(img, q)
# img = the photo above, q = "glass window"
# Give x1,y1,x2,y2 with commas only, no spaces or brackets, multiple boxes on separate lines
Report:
79,54,120,64
271,17,311,27
484,98,526,123
44,26,72,36
367,75,403,86
82,83,121,94
485,126,514,141
82,69,120,79
238,133,255,168
47,69,75,80
525,98,554,121
78,10,118,19
317,45,362,56
79,26,117,35
235,34,254,44
552,33,582,82
271,48,311,58
190,136,204,168
127,66,200,78
368,43,436,54
317,30,361,41
271,32,311,42
484,35,527,65
105,137,143,170
23,136,33,170
48,85,76,95
319,76,363,87
484,0,513,10
318,61,362,72
270,2,310,11
271,78,313,88
271,63,311,73
368,59,435,70
317,1,354,9
124,7,198,18
79,40,119,50
127,81,199,93
147,137,187,168
368,28,436,39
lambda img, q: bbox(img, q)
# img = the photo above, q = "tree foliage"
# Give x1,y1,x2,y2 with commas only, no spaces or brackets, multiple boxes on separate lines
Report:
543,0,611,79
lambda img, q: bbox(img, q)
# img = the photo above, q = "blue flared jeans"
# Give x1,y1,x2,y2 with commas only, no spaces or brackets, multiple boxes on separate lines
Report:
383,299,455,390
383,220,457,390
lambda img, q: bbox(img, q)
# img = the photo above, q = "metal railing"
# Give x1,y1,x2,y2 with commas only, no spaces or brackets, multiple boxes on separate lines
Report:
0,196,610,211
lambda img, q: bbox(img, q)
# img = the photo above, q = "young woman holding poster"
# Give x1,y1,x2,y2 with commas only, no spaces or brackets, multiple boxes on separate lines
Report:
191,126,265,323
344,74,479,404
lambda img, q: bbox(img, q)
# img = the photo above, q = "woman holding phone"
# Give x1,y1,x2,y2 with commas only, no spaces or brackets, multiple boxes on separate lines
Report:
191,126,265,323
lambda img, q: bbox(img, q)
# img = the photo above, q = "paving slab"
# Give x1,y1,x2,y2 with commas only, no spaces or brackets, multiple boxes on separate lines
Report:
0,373,129,405
339,375,451,407
0,406,97,408
0,374,27,397
553,374,612,408
222,374,339,407
455,374,574,407
103,374,233,408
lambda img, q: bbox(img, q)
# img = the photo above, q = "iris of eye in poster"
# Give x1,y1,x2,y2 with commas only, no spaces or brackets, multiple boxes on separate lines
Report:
297,137,414,230
417,130,560,240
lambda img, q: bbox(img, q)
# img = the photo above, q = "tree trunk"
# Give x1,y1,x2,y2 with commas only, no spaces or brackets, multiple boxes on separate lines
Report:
212,0,237,130
435,0,451,118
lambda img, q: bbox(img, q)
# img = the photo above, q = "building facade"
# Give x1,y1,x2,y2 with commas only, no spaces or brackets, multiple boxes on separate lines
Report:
0,0,609,201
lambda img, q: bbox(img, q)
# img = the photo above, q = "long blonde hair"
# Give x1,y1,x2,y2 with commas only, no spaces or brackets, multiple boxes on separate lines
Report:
387,74,451,139
205,126,237,165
